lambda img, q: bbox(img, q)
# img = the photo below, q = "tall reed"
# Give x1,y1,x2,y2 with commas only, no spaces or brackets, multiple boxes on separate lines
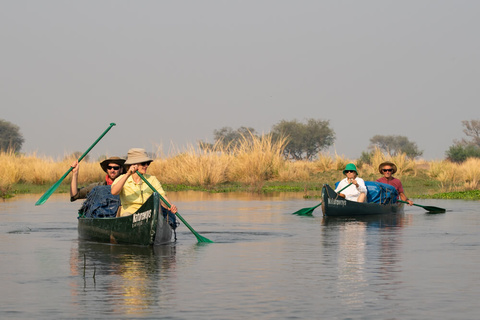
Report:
1,144,478,196
149,142,231,186
226,133,287,191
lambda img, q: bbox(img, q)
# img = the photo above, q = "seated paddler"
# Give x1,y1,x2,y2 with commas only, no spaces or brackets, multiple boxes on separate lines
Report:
335,163,367,202
111,148,177,217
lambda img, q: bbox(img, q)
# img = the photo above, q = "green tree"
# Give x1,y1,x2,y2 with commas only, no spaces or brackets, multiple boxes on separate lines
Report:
445,119,480,162
0,119,24,152
445,144,480,163
199,126,258,151
368,135,423,159
270,119,335,160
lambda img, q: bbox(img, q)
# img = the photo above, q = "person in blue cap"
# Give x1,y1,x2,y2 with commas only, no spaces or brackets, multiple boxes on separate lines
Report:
335,163,367,202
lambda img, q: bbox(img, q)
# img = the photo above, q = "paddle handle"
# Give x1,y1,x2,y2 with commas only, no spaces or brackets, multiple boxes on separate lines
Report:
35,123,116,206
77,123,116,163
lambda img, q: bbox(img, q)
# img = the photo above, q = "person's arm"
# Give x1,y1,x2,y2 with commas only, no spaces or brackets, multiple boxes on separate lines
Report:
70,160,79,200
111,165,137,195
356,178,367,194
150,176,178,213
335,180,347,198
399,192,413,205
160,195,177,213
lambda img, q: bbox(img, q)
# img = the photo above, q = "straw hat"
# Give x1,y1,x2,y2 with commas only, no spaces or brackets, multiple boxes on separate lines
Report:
378,161,397,174
99,156,126,173
124,148,153,165
343,163,358,175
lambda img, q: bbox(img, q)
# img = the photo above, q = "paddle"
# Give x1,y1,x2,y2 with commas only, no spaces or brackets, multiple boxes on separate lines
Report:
136,171,214,243
398,200,446,213
292,183,353,215
35,123,116,206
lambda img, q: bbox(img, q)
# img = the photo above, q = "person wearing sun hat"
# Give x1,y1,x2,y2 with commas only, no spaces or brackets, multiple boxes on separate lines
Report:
70,156,125,202
335,163,367,202
111,148,177,217
376,161,413,206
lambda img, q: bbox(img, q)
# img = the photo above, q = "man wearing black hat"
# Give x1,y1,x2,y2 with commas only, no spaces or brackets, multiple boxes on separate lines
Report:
70,157,125,201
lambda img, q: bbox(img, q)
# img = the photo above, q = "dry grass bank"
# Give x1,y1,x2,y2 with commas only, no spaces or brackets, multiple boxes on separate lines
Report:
2,140,479,198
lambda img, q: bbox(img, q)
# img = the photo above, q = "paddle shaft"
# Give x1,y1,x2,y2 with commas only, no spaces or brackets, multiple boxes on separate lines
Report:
337,182,353,194
135,171,213,243
398,200,446,213
35,123,116,206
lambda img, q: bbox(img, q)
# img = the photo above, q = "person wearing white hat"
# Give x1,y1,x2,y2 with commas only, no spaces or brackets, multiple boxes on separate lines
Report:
111,148,178,217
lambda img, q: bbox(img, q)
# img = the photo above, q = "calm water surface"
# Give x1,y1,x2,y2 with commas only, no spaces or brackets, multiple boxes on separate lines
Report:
1,192,479,319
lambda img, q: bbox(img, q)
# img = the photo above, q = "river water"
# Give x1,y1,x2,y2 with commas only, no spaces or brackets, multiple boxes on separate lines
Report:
1,192,479,319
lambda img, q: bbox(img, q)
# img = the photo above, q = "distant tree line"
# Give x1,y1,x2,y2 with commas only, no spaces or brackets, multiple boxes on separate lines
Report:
3,116,480,163
200,119,336,161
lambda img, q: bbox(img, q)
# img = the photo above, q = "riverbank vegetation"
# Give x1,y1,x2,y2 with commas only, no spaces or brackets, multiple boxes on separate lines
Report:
1,135,479,200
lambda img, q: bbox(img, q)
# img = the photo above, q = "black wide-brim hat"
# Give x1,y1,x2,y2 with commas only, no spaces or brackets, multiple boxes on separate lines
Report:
100,157,126,173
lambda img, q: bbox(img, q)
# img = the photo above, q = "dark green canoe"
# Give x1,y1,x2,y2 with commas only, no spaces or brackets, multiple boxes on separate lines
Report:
78,192,175,246
321,184,404,217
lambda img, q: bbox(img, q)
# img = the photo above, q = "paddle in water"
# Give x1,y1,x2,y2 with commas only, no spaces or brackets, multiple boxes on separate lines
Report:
35,123,116,206
136,171,213,243
292,183,353,216
398,200,446,213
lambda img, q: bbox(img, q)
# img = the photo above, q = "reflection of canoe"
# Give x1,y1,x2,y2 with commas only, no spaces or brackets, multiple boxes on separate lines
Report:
321,184,404,217
78,193,176,245
322,213,405,228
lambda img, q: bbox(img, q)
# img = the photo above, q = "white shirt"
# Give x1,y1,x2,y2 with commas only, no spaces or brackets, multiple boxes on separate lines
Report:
335,177,367,202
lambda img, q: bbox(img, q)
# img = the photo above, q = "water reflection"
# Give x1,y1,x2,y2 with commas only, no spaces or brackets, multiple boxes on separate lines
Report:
70,241,177,315
321,214,410,307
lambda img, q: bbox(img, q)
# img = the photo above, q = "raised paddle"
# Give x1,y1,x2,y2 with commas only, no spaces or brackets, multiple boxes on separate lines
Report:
35,123,116,206
292,183,353,215
398,200,446,213
136,171,214,243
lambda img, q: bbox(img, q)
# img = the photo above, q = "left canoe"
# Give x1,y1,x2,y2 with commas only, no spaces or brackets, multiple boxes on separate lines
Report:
77,192,175,246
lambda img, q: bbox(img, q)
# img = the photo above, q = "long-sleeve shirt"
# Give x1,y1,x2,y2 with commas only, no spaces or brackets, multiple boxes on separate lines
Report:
335,177,367,202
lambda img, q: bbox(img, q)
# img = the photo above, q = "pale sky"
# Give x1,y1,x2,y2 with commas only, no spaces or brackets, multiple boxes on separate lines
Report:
1,1,479,161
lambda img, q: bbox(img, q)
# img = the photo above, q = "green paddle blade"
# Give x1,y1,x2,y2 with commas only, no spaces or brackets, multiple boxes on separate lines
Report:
292,202,321,216
35,168,73,205
175,212,214,243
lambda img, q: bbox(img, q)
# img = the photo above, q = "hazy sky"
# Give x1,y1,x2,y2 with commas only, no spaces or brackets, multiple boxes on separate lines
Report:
1,1,479,161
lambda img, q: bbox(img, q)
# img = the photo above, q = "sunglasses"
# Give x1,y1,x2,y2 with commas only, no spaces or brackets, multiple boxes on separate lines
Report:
382,169,393,172
107,165,121,170
139,161,151,166
345,170,356,173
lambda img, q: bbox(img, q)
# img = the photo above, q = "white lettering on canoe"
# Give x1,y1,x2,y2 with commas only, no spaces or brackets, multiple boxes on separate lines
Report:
330,199,347,207
132,210,152,227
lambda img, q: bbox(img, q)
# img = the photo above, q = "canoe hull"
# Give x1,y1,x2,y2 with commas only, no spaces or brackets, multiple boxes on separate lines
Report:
78,193,173,246
321,184,404,217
